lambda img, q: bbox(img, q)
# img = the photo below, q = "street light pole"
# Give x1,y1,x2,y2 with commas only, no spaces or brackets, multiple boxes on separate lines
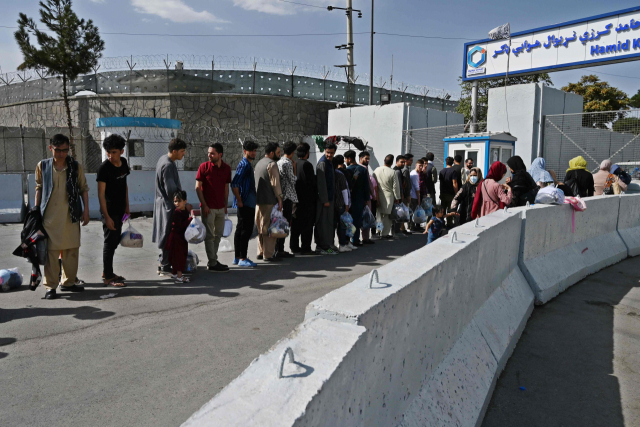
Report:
346,0,354,83
369,0,374,105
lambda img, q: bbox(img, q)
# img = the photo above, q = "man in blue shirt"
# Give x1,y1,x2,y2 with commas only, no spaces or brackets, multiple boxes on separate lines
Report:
231,140,258,267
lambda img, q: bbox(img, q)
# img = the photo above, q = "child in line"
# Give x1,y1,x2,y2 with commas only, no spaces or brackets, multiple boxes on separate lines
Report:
165,191,192,283
424,205,458,244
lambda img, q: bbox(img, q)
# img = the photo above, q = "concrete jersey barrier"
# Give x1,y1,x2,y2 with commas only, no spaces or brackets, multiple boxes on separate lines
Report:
617,193,640,257
184,209,534,427
517,196,627,305
0,174,26,223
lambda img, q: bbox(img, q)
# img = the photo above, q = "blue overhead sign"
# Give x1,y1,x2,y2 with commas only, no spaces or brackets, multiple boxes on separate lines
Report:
463,6,640,81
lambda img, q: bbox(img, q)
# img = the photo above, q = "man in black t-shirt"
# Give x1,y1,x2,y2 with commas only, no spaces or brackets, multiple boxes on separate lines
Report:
97,134,130,287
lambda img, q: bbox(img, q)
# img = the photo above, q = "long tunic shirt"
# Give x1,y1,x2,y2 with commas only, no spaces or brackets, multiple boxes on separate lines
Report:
35,161,89,250
373,166,401,215
152,155,182,248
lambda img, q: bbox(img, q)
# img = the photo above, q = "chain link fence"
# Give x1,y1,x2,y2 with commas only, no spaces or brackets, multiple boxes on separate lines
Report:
543,110,640,182
403,123,487,170
0,54,459,111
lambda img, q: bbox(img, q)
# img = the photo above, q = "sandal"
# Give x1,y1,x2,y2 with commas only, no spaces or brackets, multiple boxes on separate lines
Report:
104,277,126,287
175,276,190,283
102,273,126,282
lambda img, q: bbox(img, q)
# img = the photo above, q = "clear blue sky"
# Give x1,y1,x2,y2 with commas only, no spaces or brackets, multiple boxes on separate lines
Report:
1,0,639,98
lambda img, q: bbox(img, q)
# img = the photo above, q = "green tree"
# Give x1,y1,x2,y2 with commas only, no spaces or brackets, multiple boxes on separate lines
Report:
15,0,104,154
629,89,640,109
456,74,553,123
562,75,629,128
612,117,640,135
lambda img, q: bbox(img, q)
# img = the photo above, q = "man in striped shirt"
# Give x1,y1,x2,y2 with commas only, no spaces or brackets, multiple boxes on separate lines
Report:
230,141,258,268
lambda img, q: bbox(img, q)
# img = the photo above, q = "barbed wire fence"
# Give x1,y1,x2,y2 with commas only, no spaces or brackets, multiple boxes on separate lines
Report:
0,54,461,109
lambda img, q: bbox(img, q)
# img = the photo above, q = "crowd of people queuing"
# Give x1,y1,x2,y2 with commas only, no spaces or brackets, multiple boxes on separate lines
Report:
24,133,633,299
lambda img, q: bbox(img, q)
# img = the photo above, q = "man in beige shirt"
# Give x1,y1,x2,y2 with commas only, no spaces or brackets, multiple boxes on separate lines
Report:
373,154,402,238
35,134,90,299
254,142,283,262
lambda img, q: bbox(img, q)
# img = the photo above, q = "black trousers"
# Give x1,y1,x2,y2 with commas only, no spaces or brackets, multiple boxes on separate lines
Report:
103,219,123,279
234,206,255,259
291,205,314,252
276,199,294,253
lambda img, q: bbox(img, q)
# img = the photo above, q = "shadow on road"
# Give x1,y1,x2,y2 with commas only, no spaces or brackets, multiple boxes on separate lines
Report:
482,257,640,427
1,306,115,324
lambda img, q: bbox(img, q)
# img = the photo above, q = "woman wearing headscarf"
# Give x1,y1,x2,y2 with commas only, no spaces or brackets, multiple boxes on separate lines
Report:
528,157,548,185
593,160,615,196
452,167,483,224
506,156,538,207
565,156,595,198
548,170,575,197
471,162,512,219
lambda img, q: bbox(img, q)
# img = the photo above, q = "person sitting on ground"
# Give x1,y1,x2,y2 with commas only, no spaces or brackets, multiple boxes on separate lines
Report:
593,159,625,195
424,205,458,244
528,157,548,186
97,134,130,288
610,164,629,193
471,161,512,219
165,191,192,283
565,156,595,198
506,156,538,207
548,170,575,197
452,167,483,225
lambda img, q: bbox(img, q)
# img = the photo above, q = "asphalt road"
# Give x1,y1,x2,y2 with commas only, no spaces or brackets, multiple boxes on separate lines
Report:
0,216,427,427
482,256,640,427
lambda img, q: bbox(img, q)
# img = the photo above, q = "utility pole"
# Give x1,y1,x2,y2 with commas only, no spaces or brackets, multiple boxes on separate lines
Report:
471,81,478,133
369,0,374,105
328,2,362,84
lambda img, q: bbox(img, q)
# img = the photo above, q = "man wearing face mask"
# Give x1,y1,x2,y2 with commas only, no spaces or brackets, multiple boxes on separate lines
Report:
452,167,483,225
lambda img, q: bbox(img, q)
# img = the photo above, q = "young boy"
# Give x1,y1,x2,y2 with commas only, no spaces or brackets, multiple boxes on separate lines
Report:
97,134,130,287
424,205,458,244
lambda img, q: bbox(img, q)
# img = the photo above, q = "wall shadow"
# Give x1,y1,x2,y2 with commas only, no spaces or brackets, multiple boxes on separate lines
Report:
482,257,640,427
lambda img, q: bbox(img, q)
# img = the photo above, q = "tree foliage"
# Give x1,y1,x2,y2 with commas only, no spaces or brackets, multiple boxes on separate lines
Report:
455,74,553,123
629,89,640,109
15,0,104,153
561,75,629,112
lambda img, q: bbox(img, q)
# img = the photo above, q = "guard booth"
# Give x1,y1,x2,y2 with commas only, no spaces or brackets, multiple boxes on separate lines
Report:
443,132,516,176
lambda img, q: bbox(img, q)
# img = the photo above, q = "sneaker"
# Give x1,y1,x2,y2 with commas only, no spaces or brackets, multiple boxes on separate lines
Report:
320,248,339,255
207,262,229,272
339,245,350,253
403,230,412,235
277,251,295,258
233,258,239,265
330,245,340,252
347,242,358,250
238,259,257,268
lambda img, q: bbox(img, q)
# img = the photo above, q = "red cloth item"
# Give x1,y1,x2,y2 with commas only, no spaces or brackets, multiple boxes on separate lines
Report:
196,161,232,210
471,161,506,219
166,208,191,274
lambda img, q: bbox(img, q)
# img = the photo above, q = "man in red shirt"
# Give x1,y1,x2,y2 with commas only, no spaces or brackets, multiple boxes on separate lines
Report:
196,143,231,272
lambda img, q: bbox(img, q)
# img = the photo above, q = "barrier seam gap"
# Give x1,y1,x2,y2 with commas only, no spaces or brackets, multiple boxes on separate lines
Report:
473,319,500,364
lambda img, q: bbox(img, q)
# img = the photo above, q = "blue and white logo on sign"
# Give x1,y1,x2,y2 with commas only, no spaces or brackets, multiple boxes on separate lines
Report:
467,46,487,68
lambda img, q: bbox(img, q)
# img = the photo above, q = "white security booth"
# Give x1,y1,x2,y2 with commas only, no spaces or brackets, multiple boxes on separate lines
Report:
443,132,517,176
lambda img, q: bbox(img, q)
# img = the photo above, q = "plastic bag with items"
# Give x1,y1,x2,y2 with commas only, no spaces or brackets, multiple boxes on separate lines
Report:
185,217,206,244
340,212,356,237
362,205,376,229
421,197,433,211
269,206,290,238
120,220,144,248
391,203,402,222
396,203,411,222
535,186,565,205
412,206,428,224
375,221,384,232
223,215,233,237
0,268,22,292
219,239,234,252
185,250,199,274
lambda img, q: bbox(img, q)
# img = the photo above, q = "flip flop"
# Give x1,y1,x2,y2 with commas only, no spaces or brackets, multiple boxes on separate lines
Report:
102,273,126,282
104,278,126,287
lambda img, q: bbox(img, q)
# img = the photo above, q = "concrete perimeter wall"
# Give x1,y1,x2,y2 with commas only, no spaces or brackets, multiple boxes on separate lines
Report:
183,195,639,427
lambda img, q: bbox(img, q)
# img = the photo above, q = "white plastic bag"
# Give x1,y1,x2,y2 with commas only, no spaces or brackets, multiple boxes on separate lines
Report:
0,268,22,292
120,220,144,248
185,250,199,274
223,214,233,237
269,205,290,238
412,207,428,224
219,239,234,252
185,217,206,244
535,186,565,205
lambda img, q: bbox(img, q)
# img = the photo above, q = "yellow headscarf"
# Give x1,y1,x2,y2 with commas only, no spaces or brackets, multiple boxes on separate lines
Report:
566,156,587,173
